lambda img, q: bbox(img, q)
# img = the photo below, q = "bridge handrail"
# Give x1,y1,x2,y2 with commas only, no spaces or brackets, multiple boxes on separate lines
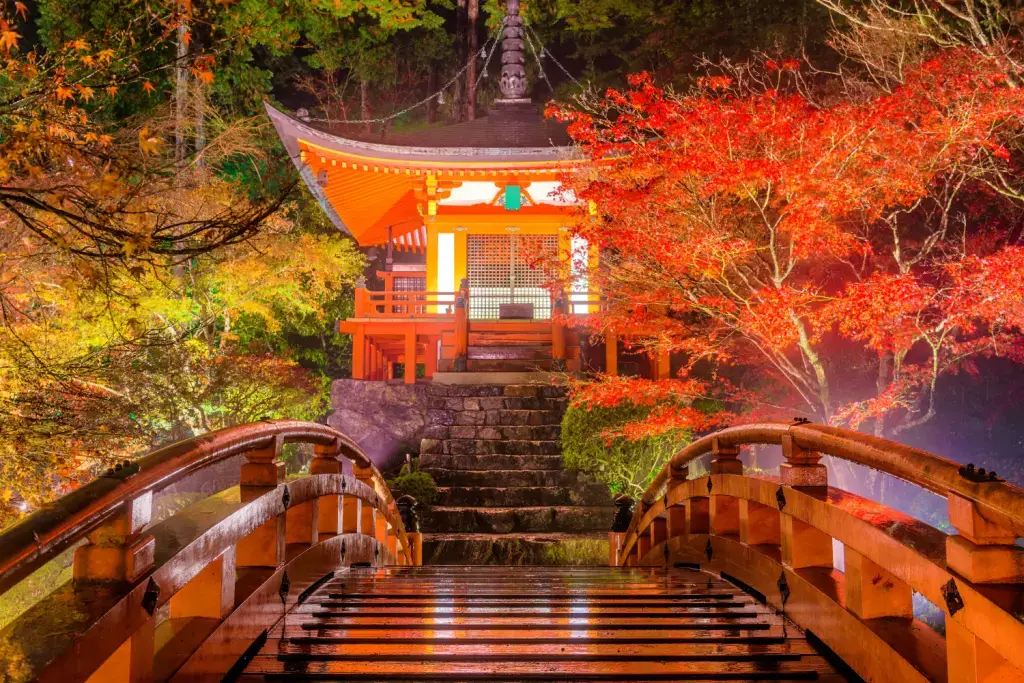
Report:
639,421,1024,537
0,420,386,596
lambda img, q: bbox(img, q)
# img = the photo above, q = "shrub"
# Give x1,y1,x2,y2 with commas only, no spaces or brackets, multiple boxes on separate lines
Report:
561,403,692,498
387,460,438,506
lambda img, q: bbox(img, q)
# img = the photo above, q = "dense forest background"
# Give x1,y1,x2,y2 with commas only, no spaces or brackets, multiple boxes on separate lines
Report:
1,0,1022,527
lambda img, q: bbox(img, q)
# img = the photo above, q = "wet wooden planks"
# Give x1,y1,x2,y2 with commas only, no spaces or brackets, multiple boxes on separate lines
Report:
240,566,849,682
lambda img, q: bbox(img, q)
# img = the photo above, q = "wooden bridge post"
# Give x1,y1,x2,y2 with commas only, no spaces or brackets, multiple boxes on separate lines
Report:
666,465,688,539
84,618,155,683
777,432,832,569
404,327,417,385
237,436,286,568
352,327,366,380
72,489,155,584
311,440,343,535
779,433,827,488
170,547,236,621
709,438,741,536
946,491,1024,584
843,547,911,619
354,465,377,537
739,499,781,547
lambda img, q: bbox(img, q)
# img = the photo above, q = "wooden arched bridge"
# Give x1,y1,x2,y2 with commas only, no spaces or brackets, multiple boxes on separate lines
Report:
0,419,1022,682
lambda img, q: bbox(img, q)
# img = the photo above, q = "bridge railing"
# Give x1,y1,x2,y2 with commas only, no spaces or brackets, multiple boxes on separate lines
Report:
610,421,1024,683
0,420,420,683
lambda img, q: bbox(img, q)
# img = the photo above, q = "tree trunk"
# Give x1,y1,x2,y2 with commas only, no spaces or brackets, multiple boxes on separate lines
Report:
193,37,206,170
454,0,468,122
360,79,371,135
427,62,439,123
467,0,479,121
174,3,190,173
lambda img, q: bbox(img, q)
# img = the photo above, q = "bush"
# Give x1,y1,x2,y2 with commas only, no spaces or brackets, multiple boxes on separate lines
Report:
561,403,692,498
387,460,438,506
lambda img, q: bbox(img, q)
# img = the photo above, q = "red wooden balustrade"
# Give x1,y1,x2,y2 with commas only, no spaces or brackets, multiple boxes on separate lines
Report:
611,421,1024,683
0,420,420,683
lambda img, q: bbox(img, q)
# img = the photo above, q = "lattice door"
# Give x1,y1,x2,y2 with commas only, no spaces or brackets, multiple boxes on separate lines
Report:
467,235,557,320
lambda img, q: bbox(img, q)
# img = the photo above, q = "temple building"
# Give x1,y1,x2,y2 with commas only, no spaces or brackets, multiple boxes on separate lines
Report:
268,0,657,383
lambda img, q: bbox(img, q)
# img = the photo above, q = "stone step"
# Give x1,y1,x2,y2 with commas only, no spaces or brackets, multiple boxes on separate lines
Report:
421,506,617,534
427,409,563,427
468,333,552,346
425,384,566,398
468,345,552,360
421,439,562,456
422,533,610,565
422,425,562,441
439,358,561,373
419,453,564,471
436,486,611,507
425,468,584,488
426,395,568,412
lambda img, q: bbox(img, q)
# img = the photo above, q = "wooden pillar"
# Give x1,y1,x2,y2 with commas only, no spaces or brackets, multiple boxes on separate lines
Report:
552,292,567,369
424,337,438,378
844,546,912,619
404,328,417,385
946,491,1024,583
342,495,361,534
386,528,398,560
605,330,618,376
654,347,670,380
408,531,423,566
170,548,235,620
85,617,154,683
454,279,468,371
286,497,319,546
368,343,378,380
237,437,286,568
352,327,365,379
650,516,667,550
780,433,827,488
686,497,710,534
73,491,155,583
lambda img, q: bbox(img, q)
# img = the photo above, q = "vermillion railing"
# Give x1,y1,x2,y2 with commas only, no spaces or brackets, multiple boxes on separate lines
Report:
0,420,420,683
353,288,458,318
610,421,1024,683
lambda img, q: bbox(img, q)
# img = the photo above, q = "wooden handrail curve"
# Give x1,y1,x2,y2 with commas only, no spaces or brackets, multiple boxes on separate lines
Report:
0,420,419,682
0,420,379,594
612,421,1024,683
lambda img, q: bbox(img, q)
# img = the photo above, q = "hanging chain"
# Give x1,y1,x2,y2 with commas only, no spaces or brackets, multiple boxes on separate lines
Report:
525,25,584,89
303,22,503,126
522,28,555,94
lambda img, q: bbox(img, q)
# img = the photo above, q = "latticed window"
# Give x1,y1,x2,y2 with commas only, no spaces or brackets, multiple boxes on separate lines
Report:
391,277,427,314
467,235,557,320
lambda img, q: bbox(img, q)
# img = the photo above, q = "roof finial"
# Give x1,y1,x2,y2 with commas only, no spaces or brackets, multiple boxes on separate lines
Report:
498,0,528,102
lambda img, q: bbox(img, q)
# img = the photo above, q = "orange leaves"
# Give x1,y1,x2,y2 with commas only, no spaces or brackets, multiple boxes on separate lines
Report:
0,28,20,53
55,85,74,102
14,1,27,18
142,80,156,95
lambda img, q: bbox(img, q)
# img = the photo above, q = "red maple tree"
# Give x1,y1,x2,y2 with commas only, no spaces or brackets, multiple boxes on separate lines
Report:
550,50,1024,439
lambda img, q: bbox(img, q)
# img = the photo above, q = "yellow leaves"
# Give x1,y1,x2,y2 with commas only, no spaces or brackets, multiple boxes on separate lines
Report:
75,85,95,102
138,127,163,155
121,233,155,257
71,39,89,51
97,49,115,64
142,80,155,95
0,29,21,53
106,84,119,97
55,86,74,102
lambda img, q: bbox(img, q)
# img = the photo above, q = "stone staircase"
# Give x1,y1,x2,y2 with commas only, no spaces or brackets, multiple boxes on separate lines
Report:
417,383,614,564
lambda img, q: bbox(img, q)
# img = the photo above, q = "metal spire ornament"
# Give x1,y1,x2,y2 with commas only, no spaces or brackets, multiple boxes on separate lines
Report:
498,0,528,102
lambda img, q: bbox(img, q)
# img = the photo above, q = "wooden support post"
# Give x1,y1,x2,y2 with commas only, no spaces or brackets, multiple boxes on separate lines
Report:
286,498,319,546
946,615,1024,683
342,496,361,534
85,616,154,683
710,495,740,536
650,516,667,550
946,492,1024,583
404,328,417,385
780,434,827,488
170,547,236,620
73,491,155,583
844,546,912,619
780,514,832,569
686,497,710,534
637,522,652,561
710,438,743,475
354,287,367,317
608,532,625,566
375,513,389,546
551,292,567,370
237,437,286,568
605,330,618,376
454,279,469,372
408,532,423,566
360,504,376,540
352,327,366,380
666,465,688,539
312,441,343,536
387,527,398,560
424,337,438,378
739,499,781,547
655,347,671,380
368,344,378,380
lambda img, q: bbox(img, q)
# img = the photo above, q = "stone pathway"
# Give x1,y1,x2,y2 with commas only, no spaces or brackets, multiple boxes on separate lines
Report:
417,383,615,564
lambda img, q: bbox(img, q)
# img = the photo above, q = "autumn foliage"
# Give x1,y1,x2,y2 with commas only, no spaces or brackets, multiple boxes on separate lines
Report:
551,49,1024,438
